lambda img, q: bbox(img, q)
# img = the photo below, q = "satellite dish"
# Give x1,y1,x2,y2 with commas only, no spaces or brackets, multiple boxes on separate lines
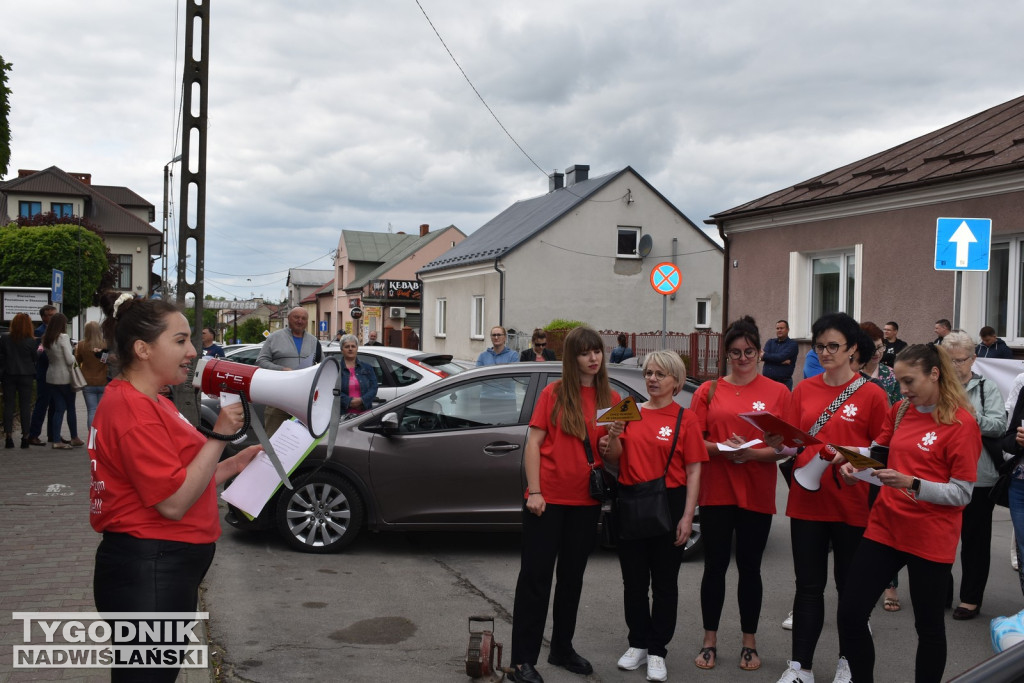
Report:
637,234,653,258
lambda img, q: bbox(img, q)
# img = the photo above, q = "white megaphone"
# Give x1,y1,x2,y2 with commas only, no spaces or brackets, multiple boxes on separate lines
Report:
193,356,340,438
793,453,832,492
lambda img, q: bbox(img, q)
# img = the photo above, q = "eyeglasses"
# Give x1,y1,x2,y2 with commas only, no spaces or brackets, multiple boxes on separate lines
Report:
950,356,974,366
813,342,846,355
874,345,884,354
534,342,546,347
727,347,758,359
643,370,670,380
490,333,505,338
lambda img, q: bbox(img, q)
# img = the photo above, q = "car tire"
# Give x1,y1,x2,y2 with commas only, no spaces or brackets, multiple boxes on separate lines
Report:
274,471,365,553
681,510,703,561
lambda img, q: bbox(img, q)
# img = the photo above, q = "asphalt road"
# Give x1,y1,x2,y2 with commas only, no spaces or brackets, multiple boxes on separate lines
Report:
204,479,1022,683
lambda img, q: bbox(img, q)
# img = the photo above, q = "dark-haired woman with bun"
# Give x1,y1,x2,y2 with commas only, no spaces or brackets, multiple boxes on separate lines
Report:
90,293,261,683
837,343,981,683
692,316,792,672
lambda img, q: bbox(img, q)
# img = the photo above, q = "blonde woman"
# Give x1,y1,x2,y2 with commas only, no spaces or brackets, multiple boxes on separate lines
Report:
75,321,110,431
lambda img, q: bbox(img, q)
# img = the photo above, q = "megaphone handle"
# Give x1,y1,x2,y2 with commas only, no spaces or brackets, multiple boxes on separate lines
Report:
197,391,252,442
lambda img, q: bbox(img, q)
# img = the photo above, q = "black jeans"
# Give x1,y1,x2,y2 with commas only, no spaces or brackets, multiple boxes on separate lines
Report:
616,486,687,658
2,374,33,435
957,485,995,606
28,367,52,439
510,503,600,666
789,517,864,670
698,504,772,634
94,532,216,683
837,537,951,683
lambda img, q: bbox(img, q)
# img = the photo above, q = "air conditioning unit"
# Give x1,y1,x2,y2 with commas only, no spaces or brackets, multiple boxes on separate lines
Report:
389,307,407,318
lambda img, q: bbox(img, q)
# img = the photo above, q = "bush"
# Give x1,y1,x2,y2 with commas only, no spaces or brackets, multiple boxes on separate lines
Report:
544,318,586,331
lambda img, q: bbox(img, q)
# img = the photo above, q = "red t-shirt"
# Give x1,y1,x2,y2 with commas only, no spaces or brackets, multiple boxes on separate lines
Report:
618,403,707,487
691,375,793,513
89,379,219,543
785,375,888,526
527,382,619,506
864,404,981,563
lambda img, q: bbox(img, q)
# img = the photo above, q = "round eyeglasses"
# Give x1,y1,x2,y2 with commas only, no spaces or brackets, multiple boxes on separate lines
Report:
727,347,758,359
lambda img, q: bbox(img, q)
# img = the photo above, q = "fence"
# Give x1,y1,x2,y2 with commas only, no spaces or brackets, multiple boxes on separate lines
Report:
508,329,722,382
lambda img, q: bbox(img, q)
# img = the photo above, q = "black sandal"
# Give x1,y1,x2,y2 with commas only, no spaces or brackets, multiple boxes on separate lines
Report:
739,646,761,671
695,646,716,670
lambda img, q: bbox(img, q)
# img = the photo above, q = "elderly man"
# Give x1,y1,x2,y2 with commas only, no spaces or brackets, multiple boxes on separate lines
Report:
256,307,322,435
365,331,383,346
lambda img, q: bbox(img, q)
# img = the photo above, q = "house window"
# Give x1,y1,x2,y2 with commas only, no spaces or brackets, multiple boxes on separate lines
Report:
471,296,485,339
19,201,41,218
436,298,447,337
50,202,73,218
617,226,641,258
810,251,856,320
114,254,133,290
982,239,1024,341
695,299,710,328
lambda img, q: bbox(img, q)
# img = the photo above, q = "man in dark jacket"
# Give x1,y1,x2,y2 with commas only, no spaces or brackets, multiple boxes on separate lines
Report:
880,321,908,368
976,326,1014,359
762,320,798,389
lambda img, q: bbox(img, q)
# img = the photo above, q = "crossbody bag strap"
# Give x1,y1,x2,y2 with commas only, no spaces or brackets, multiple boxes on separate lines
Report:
808,376,869,437
582,433,597,467
662,406,685,477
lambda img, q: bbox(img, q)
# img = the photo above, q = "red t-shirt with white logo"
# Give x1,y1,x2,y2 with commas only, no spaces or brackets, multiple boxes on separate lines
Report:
89,379,219,543
785,375,888,526
618,403,708,487
527,382,619,506
691,375,793,513
865,404,980,563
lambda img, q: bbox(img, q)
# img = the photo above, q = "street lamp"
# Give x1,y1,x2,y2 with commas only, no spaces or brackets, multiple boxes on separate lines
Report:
162,155,182,299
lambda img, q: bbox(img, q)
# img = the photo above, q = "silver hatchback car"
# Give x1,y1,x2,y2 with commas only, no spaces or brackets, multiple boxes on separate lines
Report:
225,362,703,560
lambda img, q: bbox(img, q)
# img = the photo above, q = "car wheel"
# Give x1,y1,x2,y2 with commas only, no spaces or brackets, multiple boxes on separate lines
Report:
681,509,703,561
274,471,365,553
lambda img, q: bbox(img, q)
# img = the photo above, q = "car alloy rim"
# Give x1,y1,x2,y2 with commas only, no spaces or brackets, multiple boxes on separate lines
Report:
685,520,701,552
284,481,353,547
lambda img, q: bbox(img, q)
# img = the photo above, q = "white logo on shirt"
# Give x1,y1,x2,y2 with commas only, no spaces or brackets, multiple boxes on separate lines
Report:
918,431,937,451
841,403,858,422
658,426,673,439
753,401,766,411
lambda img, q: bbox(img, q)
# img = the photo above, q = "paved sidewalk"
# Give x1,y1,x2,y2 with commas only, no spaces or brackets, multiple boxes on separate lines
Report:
0,397,215,682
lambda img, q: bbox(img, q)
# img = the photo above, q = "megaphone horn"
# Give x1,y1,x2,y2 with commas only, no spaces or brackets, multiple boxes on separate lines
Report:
793,454,832,492
194,356,340,438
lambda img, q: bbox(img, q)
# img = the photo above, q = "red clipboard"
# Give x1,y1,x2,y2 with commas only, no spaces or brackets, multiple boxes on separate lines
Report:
737,411,822,449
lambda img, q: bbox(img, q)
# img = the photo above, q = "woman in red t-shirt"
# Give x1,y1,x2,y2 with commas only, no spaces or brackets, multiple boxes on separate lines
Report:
837,343,980,683
508,326,621,683
692,317,792,673
91,294,261,683
601,350,707,681
773,313,888,683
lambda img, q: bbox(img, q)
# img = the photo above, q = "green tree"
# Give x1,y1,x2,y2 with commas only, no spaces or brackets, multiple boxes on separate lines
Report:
183,305,218,335
237,317,267,343
0,223,108,319
0,56,10,178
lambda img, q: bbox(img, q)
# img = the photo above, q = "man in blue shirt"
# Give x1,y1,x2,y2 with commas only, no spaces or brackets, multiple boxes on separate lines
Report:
201,327,225,358
477,326,520,366
761,319,798,389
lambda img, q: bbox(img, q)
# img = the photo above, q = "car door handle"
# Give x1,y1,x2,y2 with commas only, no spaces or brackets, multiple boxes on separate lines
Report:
483,442,521,456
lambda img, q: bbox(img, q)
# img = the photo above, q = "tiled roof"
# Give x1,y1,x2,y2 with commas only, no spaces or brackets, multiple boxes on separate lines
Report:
345,225,464,290
286,268,333,286
0,166,159,241
711,93,1024,221
92,185,151,208
342,231,421,263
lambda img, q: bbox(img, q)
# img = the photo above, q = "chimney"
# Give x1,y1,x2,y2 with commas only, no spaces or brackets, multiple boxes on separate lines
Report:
419,224,429,236
549,172,564,192
71,173,92,185
565,164,589,187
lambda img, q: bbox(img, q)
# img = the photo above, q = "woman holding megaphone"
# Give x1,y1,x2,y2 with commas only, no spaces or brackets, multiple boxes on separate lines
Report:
91,294,262,683
771,313,888,683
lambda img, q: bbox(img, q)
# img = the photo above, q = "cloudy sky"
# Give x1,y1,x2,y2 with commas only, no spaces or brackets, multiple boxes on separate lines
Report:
4,1,1022,300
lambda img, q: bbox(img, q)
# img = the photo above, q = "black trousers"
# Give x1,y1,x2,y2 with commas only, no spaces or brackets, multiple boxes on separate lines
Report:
789,517,864,670
837,537,951,683
2,374,33,435
957,485,995,606
616,486,687,658
94,532,216,683
698,504,773,634
510,503,600,666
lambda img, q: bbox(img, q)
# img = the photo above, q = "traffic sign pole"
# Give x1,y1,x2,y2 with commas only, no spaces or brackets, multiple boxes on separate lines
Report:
649,263,682,351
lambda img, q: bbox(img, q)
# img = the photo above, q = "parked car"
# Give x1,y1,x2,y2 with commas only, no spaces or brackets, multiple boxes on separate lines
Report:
224,362,704,560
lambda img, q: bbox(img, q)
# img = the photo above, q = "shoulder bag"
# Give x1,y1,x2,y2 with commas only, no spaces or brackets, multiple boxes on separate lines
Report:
70,362,87,392
616,407,685,541
583,434,615,503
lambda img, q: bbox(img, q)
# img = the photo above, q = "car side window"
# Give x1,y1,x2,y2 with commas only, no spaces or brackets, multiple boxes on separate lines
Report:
385,358,421,387
230,347,261,366
399,375,531,433
357,354,386,386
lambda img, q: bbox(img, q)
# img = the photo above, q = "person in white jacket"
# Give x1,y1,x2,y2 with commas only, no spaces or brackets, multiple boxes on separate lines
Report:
42,312,82,449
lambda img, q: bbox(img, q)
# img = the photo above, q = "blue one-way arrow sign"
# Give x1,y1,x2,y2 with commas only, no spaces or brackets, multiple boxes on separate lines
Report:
935,217,991,272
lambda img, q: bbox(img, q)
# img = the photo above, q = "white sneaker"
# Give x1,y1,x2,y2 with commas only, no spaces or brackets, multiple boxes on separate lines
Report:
782,610,794,630
646,654,667,681
832,656,851,683
776,661,814,683
617,647,648,670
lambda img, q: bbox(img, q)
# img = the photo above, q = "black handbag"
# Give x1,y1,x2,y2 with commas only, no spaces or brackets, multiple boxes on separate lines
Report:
583,437,615,503
616,408,684,541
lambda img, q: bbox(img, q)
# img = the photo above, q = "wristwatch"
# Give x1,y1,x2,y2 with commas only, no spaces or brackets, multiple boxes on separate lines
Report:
910,477,921,493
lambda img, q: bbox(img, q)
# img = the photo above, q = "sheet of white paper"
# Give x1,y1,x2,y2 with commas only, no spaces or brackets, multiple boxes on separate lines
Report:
850,468,883,486
220,419,320,519
717,439,762,451
596,407,610,419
